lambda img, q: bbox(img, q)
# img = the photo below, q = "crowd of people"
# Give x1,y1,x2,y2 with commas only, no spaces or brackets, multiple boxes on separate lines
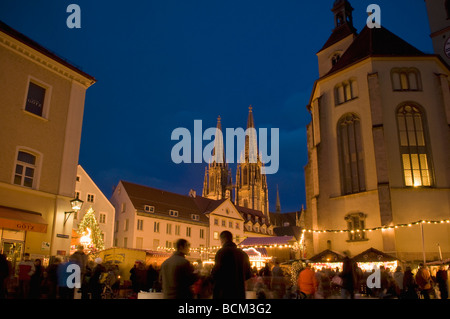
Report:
295,256,449,300
1,240,449,300
0,246,120,299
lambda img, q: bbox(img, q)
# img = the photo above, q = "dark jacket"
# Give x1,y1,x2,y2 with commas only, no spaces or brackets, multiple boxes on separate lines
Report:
211,241,252,299
160,251,197,299
340,256,357,291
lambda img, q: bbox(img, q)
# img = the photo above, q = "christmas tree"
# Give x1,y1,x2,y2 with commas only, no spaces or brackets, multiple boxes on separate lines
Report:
77,207,105,252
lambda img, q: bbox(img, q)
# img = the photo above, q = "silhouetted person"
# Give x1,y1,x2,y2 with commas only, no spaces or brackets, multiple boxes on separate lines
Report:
0,254,10,299
211,231,252,299
160,239,198,299
30,259,43,299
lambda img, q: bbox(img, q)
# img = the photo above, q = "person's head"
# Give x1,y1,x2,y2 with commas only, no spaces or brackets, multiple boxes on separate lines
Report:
23,253,30,261
396,266,402,272
219,231,233,245
34,259,41,266
175,239,190,255
95,257,103,265
77,245,84,252
419,262,424,268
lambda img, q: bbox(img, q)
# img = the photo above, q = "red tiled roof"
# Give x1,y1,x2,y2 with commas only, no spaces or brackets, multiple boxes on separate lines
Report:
238,236,296,247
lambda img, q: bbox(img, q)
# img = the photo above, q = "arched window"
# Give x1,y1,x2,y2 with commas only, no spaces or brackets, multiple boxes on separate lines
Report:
335,79,358,105
337,114,366,195
396,104,433,187
391,68,422,91
345,213,366,241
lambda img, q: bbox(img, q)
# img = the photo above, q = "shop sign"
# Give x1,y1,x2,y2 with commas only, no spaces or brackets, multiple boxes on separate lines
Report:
57,234,70,239
0,218,47,233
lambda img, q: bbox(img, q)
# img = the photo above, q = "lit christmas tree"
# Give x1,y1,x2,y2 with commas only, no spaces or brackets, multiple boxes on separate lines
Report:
77,207,105,253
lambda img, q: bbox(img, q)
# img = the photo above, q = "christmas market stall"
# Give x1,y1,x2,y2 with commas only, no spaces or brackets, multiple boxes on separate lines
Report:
238,236,298,268
352,247,401,272
309,249,346,272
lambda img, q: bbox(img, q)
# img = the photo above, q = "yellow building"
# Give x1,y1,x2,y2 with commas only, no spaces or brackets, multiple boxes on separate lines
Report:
304,1,450,262
0,21,95,271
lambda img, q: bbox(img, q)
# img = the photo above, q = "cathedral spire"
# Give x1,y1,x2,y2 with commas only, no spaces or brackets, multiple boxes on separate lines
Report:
245,105,258,163
212,115,225,165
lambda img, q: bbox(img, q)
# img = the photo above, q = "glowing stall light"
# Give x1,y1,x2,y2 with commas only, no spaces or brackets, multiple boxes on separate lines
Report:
79,228,92,247
356,261,398,272
243,247,272,270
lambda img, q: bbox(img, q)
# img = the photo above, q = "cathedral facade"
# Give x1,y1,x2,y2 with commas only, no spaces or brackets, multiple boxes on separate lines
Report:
202,107,270,218
304,0,450,262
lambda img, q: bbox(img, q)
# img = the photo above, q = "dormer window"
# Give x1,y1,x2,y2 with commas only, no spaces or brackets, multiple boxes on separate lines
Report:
191,214,200,221
169,210,178,217
331,53,341,66
144,205,155,213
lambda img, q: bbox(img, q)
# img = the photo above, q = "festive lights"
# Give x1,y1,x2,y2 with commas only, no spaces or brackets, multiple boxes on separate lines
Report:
301,219,450,234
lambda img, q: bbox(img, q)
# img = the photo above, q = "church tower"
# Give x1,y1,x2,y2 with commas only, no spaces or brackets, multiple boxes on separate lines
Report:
425,0,450,66
202,116,232,200
235,106,269,217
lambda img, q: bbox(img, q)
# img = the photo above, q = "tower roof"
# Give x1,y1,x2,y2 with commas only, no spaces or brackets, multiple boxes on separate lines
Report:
247,105,255,129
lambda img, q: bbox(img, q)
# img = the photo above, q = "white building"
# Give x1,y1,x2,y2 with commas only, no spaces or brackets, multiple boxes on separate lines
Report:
73,165,115,250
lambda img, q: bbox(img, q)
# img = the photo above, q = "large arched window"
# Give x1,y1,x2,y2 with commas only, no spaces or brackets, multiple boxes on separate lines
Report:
337,113,366,195
396,104,433,187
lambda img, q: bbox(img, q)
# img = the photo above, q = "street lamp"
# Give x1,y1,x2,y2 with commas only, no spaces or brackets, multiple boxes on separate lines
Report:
64,194,84,225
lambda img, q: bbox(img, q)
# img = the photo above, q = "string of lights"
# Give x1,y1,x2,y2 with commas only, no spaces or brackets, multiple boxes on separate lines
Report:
302,219,450,234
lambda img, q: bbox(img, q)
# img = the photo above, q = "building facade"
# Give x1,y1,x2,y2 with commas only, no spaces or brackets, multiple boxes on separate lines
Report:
110,180,274,260
73,165,115,250
0,21,95,270
304,0,450,262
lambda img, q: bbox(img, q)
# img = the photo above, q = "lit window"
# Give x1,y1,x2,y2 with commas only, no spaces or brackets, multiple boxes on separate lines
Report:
213,231,219,240
345,213,366,241
397,104,432,187
391,68,421,91
14,151,37,188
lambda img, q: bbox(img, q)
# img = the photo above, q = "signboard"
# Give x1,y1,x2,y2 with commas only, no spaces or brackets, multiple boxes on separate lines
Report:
57,234,70,239
104,253,125,263
0,218,47,233
41,242,50,250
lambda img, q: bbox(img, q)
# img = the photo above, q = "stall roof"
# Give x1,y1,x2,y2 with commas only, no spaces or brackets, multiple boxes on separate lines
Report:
352,247,399,263
309,249,346,263
238,236,296,247
426,259,450,266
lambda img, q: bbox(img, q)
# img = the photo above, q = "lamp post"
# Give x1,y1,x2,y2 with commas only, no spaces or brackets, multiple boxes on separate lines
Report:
64,194,84,225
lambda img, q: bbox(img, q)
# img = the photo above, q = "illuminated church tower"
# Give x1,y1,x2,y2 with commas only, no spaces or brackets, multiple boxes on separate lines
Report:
235,106,269,217
202,116,233,200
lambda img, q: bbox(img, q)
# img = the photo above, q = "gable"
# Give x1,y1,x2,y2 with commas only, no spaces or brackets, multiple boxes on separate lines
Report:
209,199,244,222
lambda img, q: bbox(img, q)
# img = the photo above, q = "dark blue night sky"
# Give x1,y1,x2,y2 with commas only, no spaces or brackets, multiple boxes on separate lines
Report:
0,1,433,212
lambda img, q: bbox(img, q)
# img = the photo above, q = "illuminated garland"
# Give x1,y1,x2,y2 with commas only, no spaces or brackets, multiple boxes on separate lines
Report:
156,243,297,252
302,219,450,234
